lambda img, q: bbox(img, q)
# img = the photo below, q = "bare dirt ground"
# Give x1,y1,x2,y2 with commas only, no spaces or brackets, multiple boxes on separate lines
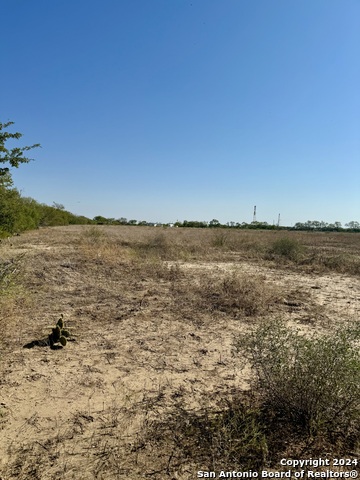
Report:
0,226,359,479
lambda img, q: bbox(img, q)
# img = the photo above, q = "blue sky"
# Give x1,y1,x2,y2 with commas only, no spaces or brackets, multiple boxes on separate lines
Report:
2,0,359,225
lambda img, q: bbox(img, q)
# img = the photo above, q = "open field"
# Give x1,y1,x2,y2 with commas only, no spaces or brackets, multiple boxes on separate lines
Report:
0,226,359,479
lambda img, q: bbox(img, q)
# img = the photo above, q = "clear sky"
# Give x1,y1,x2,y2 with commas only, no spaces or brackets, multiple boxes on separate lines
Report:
2,0,359,226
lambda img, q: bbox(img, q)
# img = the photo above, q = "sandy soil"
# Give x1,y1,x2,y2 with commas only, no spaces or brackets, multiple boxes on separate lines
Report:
0,227,359,479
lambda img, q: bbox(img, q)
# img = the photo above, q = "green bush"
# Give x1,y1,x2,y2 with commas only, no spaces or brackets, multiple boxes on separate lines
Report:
235,319,360,439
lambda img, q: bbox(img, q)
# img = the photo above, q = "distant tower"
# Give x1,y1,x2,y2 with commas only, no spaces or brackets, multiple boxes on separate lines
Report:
277,213,280,227
253,205,257,223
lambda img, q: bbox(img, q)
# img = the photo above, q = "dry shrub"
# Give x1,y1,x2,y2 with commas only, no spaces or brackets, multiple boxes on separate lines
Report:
131,256,183,281
235,319,360,446
132,232,210,262
0,256,23,294
78,226,131,265
266,237,304,262
133,232,171,259
263,236,360,275
194,272,278,318
0,254,30,349
211,231,230,248
170,270,280,324
81,225,106,243
312,252,360,275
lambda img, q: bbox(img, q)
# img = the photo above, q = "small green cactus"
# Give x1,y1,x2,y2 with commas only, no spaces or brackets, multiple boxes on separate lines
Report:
53,325,61,339
49,315,71,349
57,314,64,329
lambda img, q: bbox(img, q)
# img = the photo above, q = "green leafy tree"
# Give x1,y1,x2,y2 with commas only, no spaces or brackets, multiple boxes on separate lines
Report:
0,121,40,183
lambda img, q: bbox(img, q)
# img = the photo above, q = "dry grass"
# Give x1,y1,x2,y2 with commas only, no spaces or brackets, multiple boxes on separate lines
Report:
170,270,282,323
77,225,360,275
0,225,359,479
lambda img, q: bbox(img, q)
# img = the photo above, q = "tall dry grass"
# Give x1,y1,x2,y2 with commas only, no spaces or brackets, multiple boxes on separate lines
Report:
77,225,360,274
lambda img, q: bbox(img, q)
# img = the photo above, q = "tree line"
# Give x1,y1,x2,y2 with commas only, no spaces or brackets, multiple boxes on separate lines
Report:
1,121,359,236
91,217,360,232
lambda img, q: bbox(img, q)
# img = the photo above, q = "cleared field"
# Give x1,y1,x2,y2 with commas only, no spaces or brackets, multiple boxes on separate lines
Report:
0,226,359,479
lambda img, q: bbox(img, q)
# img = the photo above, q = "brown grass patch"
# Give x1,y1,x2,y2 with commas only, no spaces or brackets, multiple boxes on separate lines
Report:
172,271,281,320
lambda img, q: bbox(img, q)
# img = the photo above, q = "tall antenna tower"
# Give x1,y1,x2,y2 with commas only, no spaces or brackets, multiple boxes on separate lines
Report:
277,213,280,227
253,205,257,223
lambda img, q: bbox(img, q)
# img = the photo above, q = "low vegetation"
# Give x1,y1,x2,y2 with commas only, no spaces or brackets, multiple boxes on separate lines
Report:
0,224,359,478
0,257,20,294
78,226,360,275
238,320,360,445
131,320,360,474
171,271,280,320
266,237,304,261
48,314,71,348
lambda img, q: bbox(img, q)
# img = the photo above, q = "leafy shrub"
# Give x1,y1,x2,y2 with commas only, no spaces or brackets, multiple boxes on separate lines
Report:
235,319,360,440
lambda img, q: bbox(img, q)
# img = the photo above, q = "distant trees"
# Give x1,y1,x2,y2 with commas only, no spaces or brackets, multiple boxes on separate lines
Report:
293,220,345,231
181,220,208,228
85,216,360,232
167,220,359,232
346,221,360,230
209,219,221,227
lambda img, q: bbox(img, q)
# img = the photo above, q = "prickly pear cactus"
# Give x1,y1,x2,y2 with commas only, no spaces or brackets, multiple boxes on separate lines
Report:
49,315,71,349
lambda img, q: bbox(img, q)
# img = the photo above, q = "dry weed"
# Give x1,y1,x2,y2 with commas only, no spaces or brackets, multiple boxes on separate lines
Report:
172,271,281,322
76,226,360,275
